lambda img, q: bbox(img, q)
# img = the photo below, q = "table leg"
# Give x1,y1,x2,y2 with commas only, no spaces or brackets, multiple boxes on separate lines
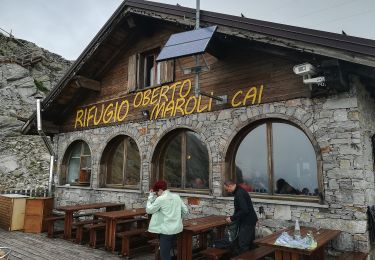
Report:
218,226,225,239
177,233,183,260
104,219,112,251
276,251,300,260
275,250,283,260
308,247,325,260
110,219,117,252
291,252,299,260
184,231,193,260
199,233,207,249
64,211,73,240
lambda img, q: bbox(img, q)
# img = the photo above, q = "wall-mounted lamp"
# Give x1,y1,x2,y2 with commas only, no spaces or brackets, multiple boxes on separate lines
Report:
141,110,150,119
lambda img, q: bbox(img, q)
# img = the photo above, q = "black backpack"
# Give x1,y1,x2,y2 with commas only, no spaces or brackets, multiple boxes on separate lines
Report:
213,221,239,249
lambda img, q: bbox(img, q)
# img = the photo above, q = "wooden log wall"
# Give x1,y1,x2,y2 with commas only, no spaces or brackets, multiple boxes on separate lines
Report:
61,26,309,132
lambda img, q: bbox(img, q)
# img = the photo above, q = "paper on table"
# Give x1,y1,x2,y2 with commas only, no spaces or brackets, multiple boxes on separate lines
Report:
274,232,317,250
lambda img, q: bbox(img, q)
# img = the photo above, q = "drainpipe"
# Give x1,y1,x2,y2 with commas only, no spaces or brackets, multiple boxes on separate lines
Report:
194,0,200,96
36,95,55,196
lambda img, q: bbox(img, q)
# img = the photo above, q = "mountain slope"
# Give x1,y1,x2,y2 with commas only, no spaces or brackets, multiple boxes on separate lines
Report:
0,33,72,191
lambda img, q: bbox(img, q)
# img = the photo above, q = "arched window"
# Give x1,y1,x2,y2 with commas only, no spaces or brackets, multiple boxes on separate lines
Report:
61,141,91,186
228,120,319,198
154,129,209,192
101,136,141,189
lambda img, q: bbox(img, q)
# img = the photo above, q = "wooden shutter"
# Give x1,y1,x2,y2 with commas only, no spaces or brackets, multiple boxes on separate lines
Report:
137,53,145,89
160,60,175,84
127,54,137,93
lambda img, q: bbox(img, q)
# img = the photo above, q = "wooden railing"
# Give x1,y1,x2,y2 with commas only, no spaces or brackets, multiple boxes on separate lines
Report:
0,51,43,66
0,187,50,197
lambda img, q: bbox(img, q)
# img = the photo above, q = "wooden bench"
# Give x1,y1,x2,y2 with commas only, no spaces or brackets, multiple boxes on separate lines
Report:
84,222,107,248
231,246,275,260
116,228,147,256
201,247,231,260
335,252,368,260
73,219,103,244
44,216,65,238
83,218,144,248
148,238,160,260
44,211,94,239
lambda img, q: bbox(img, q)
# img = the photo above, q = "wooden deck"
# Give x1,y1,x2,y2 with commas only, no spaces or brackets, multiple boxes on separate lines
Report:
0,229,154,260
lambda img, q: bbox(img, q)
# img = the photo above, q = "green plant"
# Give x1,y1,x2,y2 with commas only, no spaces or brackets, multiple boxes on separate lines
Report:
34,79,48,93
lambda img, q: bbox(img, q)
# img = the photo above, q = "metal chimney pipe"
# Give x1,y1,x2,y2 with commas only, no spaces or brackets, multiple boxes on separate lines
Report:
36,96,42,131
195,0,200,29
35,95,55,196
48,155,54,196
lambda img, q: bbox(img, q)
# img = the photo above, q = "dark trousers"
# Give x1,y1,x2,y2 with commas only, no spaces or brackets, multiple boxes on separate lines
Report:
236,222,255,254
159,234,176,260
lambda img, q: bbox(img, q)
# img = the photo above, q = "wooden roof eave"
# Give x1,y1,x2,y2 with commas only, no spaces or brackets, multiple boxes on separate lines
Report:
128,7,375,68
21,5,135,135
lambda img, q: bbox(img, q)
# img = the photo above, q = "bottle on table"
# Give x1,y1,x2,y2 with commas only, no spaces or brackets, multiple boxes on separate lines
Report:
294,219,301,239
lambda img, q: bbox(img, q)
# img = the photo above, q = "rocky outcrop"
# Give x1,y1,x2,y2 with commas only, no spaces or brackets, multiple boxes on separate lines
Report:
0,33,72,190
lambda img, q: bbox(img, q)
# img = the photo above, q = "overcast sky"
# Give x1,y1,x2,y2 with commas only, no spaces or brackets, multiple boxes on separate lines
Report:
1,0,374,60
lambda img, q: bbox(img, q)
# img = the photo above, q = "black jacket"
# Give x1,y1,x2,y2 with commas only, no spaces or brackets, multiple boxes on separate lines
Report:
230,185,258,226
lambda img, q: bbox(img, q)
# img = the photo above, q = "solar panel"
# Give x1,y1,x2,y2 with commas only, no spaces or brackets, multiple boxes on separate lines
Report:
156,26,217,62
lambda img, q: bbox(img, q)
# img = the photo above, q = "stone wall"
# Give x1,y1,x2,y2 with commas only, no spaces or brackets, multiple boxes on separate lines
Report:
55,80,373,253
356,77,375,206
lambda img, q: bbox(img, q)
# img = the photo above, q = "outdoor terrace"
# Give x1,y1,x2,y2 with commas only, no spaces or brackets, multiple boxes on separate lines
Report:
0,228,153,260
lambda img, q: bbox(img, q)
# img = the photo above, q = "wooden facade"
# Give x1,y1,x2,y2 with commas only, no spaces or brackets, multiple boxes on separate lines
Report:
60,24,310,132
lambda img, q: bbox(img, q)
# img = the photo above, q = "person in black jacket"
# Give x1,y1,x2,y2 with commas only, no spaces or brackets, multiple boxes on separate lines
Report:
224,179,258,254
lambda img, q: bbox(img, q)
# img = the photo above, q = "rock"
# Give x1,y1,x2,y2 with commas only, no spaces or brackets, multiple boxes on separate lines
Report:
0,33,72,191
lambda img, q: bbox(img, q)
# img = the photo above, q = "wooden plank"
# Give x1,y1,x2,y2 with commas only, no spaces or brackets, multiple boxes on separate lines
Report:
58,28,312,131
0,229,126,259
127,54,137,93
11,198,26,231
74,76,101,91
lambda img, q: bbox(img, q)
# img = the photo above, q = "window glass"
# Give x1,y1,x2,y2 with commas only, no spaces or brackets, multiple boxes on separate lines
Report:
232,121,319,198
186,132,209,189
71,144,81,157
67,158,80,183
83,142,90,155
273,123,318,196
163,134,182,188
103,136,141,188
126,138,141,185
235,124,268,193
159,130,209,191
63,141,91,186
107,141,124,185
145,55,155,87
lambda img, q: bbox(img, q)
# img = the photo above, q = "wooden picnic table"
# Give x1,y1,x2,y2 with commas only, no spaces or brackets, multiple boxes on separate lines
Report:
94,208,147,252
177,215,227,260
57,202,124,240
254,226,341,260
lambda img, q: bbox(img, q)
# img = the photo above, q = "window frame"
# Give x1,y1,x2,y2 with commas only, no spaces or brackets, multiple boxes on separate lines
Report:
226,119,323,203
153,129,210,194
141,49,161,89
101,136,141,189
61,141,91,187
127,47,174,93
